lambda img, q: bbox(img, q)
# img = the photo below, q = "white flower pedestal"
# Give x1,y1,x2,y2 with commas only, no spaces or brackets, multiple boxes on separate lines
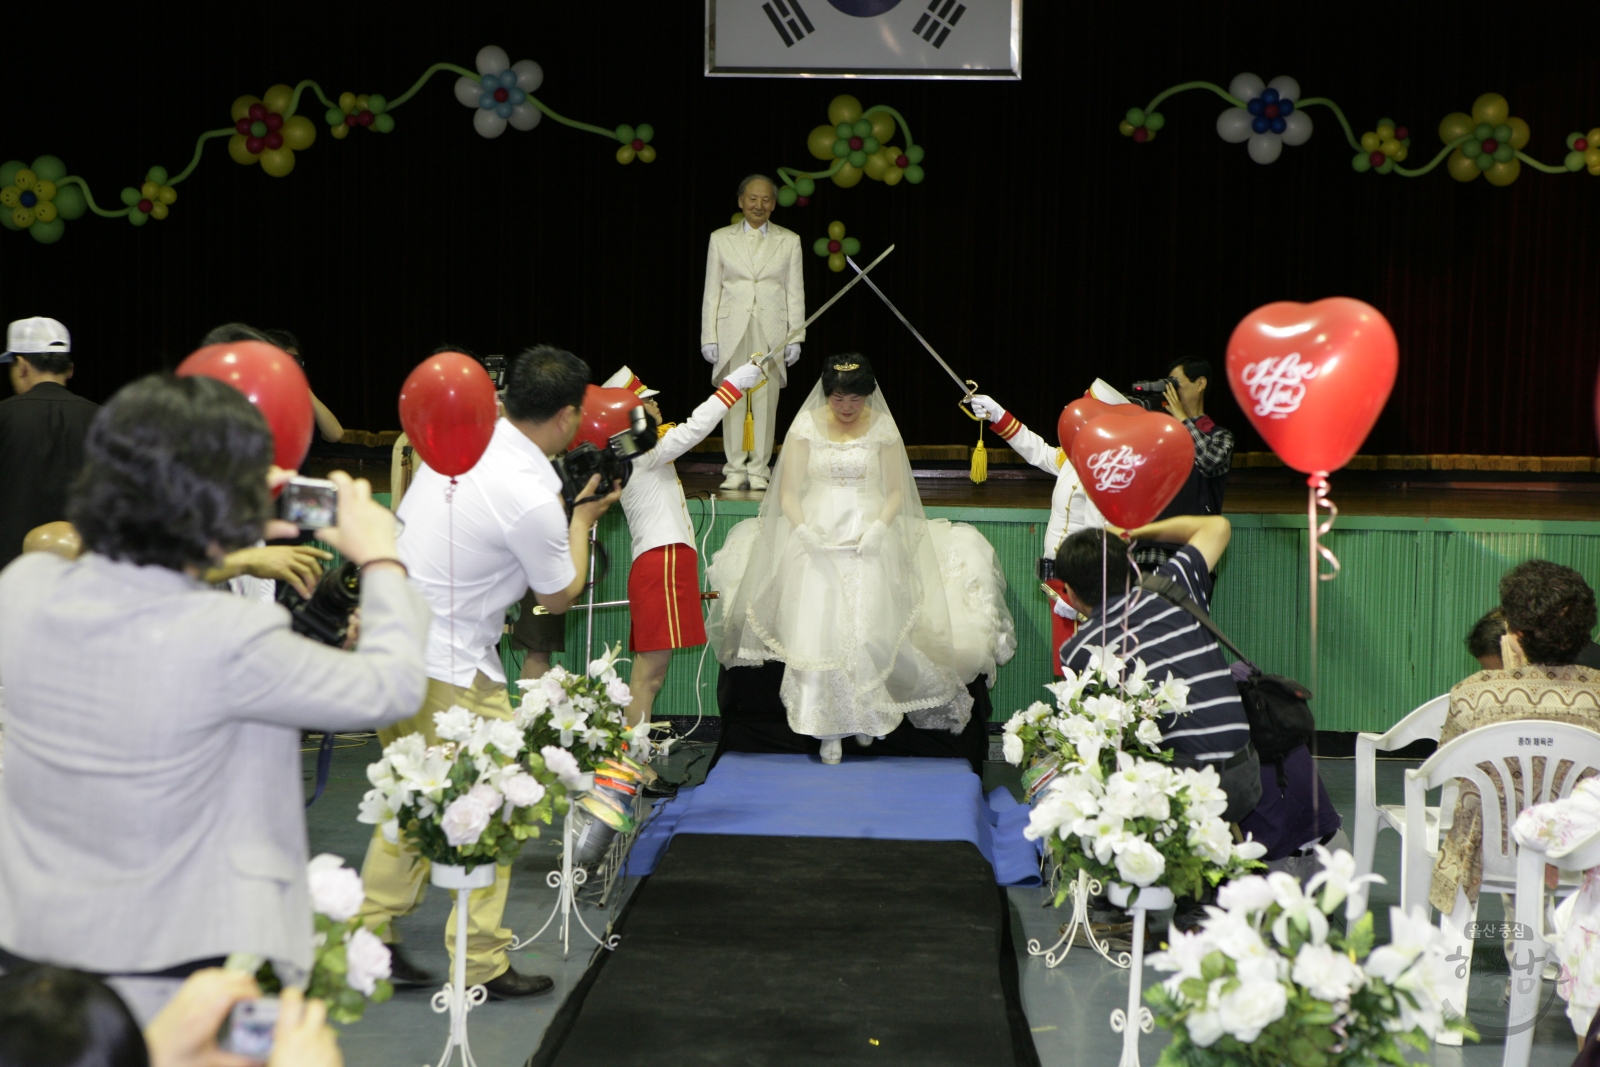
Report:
510,795,619,959
1028,868,1133,970
428,862,498,1067
1106,881,1173,1067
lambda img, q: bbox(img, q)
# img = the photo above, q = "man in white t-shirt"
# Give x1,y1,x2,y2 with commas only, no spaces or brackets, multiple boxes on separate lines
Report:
357,346,620,999
601,361,764,727
967,381,1129,676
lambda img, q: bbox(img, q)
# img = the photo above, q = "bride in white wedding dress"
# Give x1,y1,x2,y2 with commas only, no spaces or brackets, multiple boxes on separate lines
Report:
708,356,1015,763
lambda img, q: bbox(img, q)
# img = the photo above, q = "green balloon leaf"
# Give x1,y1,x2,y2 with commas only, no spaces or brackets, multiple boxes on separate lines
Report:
832,139,850,158
146,165,168,185
1493,124,1512,142
776,186,798,207
903,163,925,184
862,136,880,154
1126,107,1146,127
373,114,395,134
615,124,635,143
326,107,345,126
1351,152,1372,173
636,123,654,143
1144,112,1165,132
1476,153,1495,171
841,236,861,256
0,160,24,187
848,150,867,168
1474,123,1493,141
0,210,21,231
366,93,387,115
796,177,816,196
836,122,853,139
29,217,65,243
906,145,925,165
127,209,148,227
1567,150,1586,172
851,118,872,138
813,237,831,256
31,156,67,183
1376,158,1395,174
1493,143,1515,162
1461,140,1482,159
120,187,140,207
1568,132,1583,150
53,184,85,220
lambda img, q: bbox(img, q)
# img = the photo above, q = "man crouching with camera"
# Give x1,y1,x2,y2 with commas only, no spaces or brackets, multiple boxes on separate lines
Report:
356,345,620,999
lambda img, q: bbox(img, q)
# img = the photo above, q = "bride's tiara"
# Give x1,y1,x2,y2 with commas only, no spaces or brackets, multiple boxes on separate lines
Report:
832,362,860,371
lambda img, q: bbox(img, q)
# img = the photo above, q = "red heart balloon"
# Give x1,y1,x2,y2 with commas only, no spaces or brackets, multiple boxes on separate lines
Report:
176,341,314,471
572,385,646,452
1070,412,1195,529
1226,297,1398,476
1057,396,1142,453
398,353,498,477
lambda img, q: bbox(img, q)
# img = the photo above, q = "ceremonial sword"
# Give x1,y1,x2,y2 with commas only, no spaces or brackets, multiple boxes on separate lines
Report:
746,243,897,387
845,254,982,418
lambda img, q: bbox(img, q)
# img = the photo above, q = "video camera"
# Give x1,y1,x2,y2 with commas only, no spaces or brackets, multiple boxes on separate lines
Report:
275,560,361,647
553,404,659,511
1127,376,1177,411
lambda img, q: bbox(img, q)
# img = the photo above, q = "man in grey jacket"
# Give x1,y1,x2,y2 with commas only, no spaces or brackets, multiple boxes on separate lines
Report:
0,374,430,1023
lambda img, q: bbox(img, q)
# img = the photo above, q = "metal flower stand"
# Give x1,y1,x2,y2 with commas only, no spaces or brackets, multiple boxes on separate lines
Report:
510,800,619,959
1027,869,1132,969
1105,882,1172,1067
427,863,499,1067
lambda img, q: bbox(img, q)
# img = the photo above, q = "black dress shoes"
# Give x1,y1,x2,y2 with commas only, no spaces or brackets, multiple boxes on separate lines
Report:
386,945,435,987
483,966,555,999
642,778,679,799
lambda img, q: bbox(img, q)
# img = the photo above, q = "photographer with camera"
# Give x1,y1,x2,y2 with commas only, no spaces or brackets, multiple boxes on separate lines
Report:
356,345,620,1000
1127,358,1235,566
0,374,429,1025
600,362,763,728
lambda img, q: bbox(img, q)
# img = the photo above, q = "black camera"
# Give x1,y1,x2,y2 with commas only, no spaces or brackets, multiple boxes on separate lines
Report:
553,405,659,511
483,355,507,390
1127,377,1177,411
275,560,361,647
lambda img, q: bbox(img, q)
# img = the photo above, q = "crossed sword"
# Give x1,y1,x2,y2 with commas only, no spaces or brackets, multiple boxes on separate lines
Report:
745,244,981,419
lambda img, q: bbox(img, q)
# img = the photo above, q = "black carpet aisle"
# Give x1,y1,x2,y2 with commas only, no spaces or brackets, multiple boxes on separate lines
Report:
528,834,1038,1067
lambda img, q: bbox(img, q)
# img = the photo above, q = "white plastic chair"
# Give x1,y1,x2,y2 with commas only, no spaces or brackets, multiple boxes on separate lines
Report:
1403,720,1600,1046
1348,693,1451,918
1508,822,1600,1067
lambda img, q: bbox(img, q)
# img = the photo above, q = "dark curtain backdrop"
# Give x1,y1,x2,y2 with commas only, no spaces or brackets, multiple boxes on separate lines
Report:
3,2,1600,455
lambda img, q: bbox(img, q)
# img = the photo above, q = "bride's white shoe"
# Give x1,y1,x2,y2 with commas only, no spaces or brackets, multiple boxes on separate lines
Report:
854,734,873,747
819,739,842,764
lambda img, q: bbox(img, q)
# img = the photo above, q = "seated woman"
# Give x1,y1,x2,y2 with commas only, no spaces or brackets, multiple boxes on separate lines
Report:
707,356,1014,764
1431,560,1600,916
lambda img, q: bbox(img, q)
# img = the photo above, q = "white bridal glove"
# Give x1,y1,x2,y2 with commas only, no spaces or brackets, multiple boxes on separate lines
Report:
857,520,888,557
794,524,827,554
1053,597,1079,620
784,343,802,366
724,362,764,392
701,343,719,364
967,394,1006,423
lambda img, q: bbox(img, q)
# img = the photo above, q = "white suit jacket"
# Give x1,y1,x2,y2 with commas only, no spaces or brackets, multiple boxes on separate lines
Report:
622,383,743,560
0,552,431,974
994,412,1105,557
700,222,806,386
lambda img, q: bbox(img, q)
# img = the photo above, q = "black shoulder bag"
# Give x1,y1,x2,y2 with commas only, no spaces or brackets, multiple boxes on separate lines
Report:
1137,574,1316,787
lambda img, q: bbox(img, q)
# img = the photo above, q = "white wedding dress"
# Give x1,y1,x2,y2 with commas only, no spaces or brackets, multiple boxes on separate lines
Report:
708,380,1015,740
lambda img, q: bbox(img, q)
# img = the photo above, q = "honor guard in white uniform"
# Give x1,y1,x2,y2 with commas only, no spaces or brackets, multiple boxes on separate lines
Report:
604,361,764,723
968,382,1131,673
700,174,806,491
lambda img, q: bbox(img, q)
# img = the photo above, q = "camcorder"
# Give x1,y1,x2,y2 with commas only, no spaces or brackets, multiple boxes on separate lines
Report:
553,405,659,511
1127,376,1177,411
276,560,361,647
483,354,508,390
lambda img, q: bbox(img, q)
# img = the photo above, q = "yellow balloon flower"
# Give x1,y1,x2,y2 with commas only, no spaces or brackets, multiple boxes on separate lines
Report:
228,86,317,178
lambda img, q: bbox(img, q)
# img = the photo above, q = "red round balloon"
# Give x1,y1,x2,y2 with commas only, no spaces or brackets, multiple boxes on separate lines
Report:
572,385,646,452
1226,298,1398,476
1070,412,1195,529
398,353,498,477
176,341,314,471
1057,396,1143,453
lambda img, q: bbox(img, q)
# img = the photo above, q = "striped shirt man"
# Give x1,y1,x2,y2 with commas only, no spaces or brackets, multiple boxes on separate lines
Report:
1059,544,1249,762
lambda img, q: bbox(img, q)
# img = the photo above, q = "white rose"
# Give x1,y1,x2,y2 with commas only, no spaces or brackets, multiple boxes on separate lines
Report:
511,685,548,729
1186,1006,1227,1048
1214,978,1287,1042
500,772,547,808
1002,732,1024,766
605,677,633,708
540,744,586,789
1023,794,1070,842
441,793,494,847
1114,837,1166,887
432,705,477,742
306,854,365,922
1091,822,1131,865
1292,941,1365,1002
343,926,392,996
1188,818,1236,866
482,719,524,759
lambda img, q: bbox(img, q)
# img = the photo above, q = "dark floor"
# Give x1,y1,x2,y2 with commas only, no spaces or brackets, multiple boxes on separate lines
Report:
307,739,1583,1066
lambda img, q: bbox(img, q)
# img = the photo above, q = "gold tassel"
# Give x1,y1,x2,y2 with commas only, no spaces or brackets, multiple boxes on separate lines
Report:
742,394,756,452
970,423,988,484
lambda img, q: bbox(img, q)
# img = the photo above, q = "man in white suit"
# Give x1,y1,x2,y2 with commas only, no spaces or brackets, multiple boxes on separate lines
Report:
700,175,806,490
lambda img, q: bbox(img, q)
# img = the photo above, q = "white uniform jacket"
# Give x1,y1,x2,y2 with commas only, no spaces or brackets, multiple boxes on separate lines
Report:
992,410,1105,558
623,382,744,560
700,221,806,386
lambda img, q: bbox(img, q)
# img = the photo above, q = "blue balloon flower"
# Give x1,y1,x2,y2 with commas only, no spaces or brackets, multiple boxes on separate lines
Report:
1252,116,1270,134
1262,88,1280,104
1269,117,1287,134
1248,98,1264,117
495,103,513,119
1279,99,1295,116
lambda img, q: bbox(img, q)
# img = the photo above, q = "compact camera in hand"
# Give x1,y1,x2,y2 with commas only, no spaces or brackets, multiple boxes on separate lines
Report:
553,405,659,511
278,476,339,530
1127,377,1177,411
276,560,361,647
221,996,278,1058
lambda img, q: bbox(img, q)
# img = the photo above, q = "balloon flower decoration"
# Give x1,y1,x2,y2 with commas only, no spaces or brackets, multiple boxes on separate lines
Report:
1226,298,1398,668
1,45,654,243
1119,75,1590,187
398,353,499,480
775,94,924,206
176,341,316,473
812,221,860,272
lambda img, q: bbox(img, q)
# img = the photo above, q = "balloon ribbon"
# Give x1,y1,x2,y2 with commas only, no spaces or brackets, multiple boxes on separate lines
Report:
1307,472,1339,698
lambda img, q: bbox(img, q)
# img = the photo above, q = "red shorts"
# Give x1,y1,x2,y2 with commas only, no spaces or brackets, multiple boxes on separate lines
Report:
1046,578,1076,677
628,544,708,652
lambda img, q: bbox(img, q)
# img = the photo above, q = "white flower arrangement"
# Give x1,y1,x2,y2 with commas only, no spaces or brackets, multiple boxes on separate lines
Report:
1147,847,1475,1064
358,706,564,871
514,643,673,773
1005,652,1261,904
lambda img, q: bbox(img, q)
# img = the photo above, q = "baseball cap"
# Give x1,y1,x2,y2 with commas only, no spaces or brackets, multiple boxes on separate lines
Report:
2,317,72,364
